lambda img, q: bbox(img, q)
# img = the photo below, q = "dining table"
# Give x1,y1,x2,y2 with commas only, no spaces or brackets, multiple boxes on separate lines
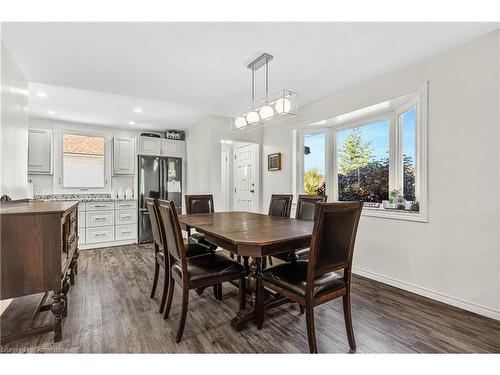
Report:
177,211,314,331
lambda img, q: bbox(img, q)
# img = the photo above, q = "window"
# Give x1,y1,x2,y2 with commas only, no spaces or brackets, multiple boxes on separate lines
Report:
63,133,105,188
294,85,428,221
304,133,326,195
401,107,416,201
337,120,389,202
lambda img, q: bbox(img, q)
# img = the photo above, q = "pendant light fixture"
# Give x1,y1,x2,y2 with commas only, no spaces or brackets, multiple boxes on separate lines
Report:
232,53,298,130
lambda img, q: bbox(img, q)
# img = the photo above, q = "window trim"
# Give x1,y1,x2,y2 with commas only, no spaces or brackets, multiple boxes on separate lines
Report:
293,83,428,222
54,127,111,193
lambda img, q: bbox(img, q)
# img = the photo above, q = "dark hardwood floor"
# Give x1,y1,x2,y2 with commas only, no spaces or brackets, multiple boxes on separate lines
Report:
2,244,499,353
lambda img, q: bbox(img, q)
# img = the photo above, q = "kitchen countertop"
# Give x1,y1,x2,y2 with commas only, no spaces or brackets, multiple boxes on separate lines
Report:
34,194,137,203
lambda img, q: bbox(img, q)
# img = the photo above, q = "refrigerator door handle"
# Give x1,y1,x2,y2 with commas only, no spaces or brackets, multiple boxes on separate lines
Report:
159,158,164,199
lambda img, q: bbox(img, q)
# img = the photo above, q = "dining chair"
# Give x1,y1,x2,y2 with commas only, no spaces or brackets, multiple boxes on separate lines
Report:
267,194,293,266
268,194,293,217
256,201,363,353
157,199,246,343
293,195,328,260
146,198,213,314
184,194,217,251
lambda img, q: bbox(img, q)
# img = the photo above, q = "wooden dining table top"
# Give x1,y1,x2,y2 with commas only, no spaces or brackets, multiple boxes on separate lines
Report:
178,211,314,257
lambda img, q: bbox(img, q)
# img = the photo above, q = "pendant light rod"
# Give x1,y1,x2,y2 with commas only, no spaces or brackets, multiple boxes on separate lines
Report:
247,53,273,104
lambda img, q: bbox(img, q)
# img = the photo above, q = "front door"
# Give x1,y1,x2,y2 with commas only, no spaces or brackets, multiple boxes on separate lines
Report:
233,143,259,212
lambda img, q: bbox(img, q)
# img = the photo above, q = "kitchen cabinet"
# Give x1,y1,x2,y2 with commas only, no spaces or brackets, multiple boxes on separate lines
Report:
138,136,162,156
161,138,183,157
28,128,52,174
138,136,185,157
78,199,137,250
113,137,135,175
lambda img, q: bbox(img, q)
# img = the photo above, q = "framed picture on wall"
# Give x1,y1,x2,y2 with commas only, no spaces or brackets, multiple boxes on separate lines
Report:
268,152,282,171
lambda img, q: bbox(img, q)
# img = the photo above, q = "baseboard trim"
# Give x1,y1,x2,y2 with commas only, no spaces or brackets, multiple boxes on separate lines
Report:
352,266,500,321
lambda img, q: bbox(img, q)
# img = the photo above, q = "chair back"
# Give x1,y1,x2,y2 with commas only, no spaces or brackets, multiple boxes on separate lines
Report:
307,202,363,283
268,194,293,217
157,199,187,269
145,197,163,247
295,195,327,221
185,194,214,214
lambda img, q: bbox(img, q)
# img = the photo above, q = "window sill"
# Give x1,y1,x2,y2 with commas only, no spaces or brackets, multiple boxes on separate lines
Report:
361,207,427,223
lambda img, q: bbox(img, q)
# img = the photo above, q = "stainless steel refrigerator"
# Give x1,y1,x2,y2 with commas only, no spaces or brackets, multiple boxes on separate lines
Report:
138,155,182,243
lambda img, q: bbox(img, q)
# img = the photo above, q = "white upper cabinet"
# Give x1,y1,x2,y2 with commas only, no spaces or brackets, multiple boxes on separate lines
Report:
138,136,185,157
138,136,162,156
161,138,184,158
113,137,135,175
28,128,52,174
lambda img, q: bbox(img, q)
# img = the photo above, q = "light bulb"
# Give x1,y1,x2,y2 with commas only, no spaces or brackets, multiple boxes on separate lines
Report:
246,111,260,124
259,105,274,120
234,116,247,128
275,97,291,114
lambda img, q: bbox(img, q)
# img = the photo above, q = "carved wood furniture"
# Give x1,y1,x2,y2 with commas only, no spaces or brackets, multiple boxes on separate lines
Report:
177,211,314,331
258,202,363,353
0,200,79,343
157,200,246,342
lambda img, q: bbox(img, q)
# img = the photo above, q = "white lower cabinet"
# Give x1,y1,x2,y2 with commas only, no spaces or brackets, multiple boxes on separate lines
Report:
78,227,86,245
86,226,115,244
77,199,137,249
86,210,115,227
115,209,136,225
116,224,136,241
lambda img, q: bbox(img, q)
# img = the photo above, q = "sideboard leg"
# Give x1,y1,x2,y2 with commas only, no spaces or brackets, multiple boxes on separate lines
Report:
61,276,70,318
51,291,65,342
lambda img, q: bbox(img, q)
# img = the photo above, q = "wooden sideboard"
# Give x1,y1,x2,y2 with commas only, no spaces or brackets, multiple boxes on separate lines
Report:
0,200,79,343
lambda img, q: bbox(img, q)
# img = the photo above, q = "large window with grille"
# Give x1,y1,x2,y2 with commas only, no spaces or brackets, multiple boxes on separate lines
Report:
62,133,105,188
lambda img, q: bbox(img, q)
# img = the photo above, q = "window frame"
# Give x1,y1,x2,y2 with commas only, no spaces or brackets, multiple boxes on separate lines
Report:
293,84,428,222
53,127,111,193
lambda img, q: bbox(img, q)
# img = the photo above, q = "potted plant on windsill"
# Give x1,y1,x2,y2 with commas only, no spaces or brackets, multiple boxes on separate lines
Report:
383,189,399,209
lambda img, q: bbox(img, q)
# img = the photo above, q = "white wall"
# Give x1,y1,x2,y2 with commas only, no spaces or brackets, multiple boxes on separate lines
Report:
28,117,139,195
260,31,500,319
0,40,29,200
186,115,262,211
0,39,29,315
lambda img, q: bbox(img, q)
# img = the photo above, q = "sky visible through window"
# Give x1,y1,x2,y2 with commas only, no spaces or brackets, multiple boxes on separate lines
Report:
304,133,326,174
337,119,390,162
303,109,416,172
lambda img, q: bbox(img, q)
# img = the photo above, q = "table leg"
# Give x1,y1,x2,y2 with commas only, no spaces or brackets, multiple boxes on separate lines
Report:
230,256,261,331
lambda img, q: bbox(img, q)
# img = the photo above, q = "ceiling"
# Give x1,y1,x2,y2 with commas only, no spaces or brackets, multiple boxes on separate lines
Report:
2,22,498,130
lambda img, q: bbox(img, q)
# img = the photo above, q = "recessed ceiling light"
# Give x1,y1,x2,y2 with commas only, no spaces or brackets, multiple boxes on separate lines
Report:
134,108,142,114
37,92,47,98
128,121,135,125
47,110,56,115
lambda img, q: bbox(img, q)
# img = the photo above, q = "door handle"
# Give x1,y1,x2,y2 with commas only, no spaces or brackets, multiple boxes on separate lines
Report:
250,189,255,193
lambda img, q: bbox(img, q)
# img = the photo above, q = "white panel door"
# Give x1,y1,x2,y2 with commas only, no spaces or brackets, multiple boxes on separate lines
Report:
233,143,259,212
